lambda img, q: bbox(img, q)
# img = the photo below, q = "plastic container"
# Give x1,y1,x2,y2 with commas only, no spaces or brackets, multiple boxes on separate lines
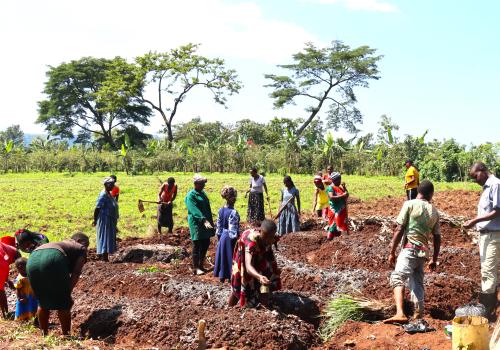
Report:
452,316,489,350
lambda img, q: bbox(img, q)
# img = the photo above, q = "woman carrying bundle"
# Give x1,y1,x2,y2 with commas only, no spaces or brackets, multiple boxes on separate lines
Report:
213,186,240,283
326,172,349,240
277,175,301,236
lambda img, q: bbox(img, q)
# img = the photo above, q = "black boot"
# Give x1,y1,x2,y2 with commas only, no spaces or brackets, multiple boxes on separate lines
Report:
479,293,498,322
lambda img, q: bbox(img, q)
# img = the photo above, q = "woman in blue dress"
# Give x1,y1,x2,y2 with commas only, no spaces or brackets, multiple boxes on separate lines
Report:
92,177,119,262
214,186,240,283
277,175,301,236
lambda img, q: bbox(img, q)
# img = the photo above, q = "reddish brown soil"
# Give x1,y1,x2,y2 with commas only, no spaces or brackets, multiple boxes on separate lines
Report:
5,190,490,349
349,190,480,218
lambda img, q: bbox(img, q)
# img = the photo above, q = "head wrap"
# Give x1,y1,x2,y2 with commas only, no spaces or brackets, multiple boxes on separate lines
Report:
193,174,208,183
103,177,115,185
220,186,237,200
329,172,341,181
313,175,323,185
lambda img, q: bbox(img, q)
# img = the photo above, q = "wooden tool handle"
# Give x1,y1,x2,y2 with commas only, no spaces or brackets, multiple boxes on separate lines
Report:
274,195,296,220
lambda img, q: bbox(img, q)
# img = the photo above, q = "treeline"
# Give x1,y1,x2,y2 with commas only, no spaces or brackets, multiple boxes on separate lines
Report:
1,117,498,181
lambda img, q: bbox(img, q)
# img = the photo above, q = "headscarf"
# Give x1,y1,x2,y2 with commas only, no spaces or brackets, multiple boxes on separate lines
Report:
221,186,237,200
313,175,323,185
103,177,115,185
329,172,341,182
193,174,208,183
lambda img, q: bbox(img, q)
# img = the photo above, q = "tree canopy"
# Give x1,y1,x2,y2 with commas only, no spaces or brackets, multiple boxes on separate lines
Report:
37,57,152,148
265,41,382,136
101,44,242,143
0,125,24,146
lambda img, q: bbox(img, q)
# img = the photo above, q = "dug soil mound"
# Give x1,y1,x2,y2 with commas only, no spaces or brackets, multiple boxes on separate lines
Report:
349,189,480,218
14,190,488,349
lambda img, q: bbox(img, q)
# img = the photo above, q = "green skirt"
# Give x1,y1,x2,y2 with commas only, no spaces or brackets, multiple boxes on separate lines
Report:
27,248,71,310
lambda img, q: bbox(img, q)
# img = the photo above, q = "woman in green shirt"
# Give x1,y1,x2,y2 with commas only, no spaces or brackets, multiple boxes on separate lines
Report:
185,174,215,275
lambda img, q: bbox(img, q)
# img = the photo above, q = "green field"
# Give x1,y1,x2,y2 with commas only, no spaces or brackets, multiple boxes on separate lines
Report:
0,172,477,246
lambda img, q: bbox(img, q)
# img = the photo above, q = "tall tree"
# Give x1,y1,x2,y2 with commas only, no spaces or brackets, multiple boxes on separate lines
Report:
265,41,382,136
0,125,24,146
134,44,242,142
37,57,151,148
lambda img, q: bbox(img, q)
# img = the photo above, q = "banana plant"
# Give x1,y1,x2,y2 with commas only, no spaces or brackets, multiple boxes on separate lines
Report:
118,133,131,174
2,140,14,173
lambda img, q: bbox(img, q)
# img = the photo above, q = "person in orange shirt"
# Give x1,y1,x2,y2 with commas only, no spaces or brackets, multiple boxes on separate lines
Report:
158,177,178,235
109,174,120,201
404,160,420,200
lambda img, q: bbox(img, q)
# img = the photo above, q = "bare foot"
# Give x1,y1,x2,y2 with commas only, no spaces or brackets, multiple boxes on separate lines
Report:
383,315,409,324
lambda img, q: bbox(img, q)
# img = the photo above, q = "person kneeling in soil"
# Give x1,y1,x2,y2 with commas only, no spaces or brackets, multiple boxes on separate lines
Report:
384,180,441,324
25,233,89,336
229,219,281,308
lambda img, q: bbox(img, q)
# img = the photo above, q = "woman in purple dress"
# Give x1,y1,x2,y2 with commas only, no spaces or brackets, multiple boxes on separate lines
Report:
214,186,240,283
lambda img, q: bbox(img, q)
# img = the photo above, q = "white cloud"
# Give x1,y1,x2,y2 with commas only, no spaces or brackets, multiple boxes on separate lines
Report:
306,0,399,13
0,0,319,133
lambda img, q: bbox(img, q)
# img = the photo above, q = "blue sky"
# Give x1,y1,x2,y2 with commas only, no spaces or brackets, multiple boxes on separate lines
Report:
0,0,498,144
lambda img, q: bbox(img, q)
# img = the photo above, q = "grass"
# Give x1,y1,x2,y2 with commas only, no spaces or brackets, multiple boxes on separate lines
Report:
136,265,168,274
318,295,364,342
0,172,478,247
0,320,90,349
318,294,390,342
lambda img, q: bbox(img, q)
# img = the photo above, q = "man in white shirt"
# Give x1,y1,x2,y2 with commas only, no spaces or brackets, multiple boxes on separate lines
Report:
464,162,500,321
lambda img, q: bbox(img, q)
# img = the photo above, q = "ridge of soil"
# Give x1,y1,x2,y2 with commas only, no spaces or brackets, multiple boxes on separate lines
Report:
4,190,493,350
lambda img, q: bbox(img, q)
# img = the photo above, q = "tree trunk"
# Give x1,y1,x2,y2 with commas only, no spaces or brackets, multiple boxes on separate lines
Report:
166,122,174,144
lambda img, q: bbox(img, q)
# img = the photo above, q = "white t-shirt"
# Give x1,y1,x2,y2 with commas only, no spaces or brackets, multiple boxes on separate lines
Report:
476,175,500,231
250,175,266,193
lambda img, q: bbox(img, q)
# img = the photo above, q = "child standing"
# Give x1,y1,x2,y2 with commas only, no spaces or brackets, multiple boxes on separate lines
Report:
14,257,38,321
277,176,301,236
312,175,329,218
110,174,120,201
214,186,240,283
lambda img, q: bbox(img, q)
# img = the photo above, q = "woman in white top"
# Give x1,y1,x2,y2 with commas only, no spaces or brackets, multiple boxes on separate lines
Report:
245,168,269,224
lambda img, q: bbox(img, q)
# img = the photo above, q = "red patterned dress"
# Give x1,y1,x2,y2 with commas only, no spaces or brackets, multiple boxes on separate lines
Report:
230,229,281,307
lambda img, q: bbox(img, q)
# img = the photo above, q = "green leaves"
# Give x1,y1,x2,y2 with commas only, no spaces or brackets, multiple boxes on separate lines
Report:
37,57,152,148
4,140,14,154
134,43,242,141
265,40,382,136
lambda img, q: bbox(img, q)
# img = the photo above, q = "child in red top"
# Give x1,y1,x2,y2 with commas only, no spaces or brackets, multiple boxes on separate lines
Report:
110,174,120,201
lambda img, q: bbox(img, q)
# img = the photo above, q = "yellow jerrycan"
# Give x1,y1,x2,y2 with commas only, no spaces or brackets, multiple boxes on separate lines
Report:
452,316,490,350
